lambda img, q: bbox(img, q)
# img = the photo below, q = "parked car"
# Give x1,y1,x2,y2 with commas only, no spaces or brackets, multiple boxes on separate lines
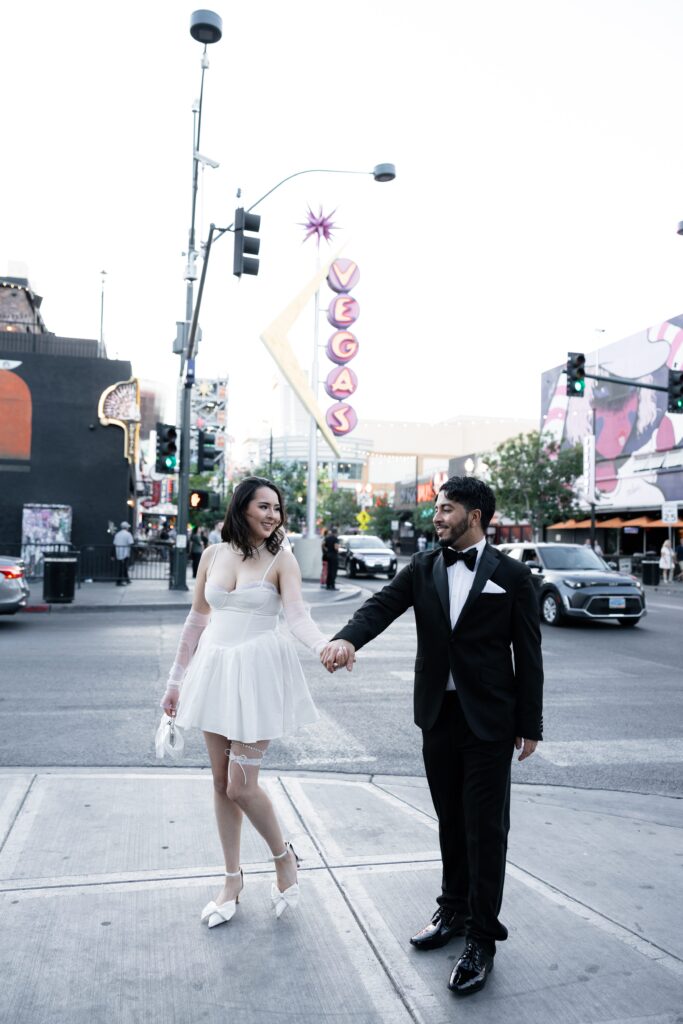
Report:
0,556,30,615
495,542,646,627
338,535,398,579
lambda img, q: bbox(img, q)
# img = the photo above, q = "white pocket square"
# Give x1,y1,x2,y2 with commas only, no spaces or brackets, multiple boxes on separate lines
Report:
482,580,506,595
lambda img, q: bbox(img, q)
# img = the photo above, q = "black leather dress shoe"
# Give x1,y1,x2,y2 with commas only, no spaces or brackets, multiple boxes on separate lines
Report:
448,941,494,996
410,907,466,950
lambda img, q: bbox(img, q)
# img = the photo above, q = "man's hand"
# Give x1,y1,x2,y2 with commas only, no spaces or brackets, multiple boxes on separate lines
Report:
320,640,356,674
514,737,538,762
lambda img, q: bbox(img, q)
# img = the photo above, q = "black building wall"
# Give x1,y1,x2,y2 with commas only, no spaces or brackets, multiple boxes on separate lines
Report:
0,341,134,548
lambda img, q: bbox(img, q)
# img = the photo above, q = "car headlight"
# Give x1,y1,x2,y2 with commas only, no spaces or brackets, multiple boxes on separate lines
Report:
629,575,642,588
563,579,585,589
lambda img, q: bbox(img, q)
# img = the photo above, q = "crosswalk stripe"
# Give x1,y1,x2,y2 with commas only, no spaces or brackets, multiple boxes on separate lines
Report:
539,738,683,766
277,709,377,766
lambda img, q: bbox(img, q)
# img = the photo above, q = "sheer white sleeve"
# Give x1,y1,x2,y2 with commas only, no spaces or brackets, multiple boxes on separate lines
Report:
165,609,211,691
281,596,327,655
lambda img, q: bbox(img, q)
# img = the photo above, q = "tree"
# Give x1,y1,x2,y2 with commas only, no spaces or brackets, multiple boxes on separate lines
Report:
318,487,359,531
485,431,582,538
368,495,398,540
235,460,309,531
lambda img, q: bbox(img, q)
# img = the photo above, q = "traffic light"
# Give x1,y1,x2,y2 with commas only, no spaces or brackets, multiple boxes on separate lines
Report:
233,206,261,278
566,352,586,397
155,423,178,473
189,489,209,510
668,369,683,413
197,429,220,472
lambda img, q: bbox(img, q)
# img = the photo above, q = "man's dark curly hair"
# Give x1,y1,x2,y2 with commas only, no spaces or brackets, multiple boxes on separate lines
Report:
221,476,287,559
439,476,496,531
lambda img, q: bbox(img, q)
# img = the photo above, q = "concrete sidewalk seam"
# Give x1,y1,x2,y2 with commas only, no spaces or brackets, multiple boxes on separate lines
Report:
369,777,683,979
0,773,36,856
278,776,427,1024
507,862,683,978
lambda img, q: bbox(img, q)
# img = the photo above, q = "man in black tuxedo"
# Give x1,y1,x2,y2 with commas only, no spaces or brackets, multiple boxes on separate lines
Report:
321,477,543,996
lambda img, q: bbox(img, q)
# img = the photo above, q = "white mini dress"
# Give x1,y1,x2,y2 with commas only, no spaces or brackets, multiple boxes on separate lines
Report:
174,548,319,742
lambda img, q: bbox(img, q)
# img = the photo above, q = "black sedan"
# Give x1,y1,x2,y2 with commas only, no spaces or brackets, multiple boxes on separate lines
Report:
338,535,398,579
496,542,646,627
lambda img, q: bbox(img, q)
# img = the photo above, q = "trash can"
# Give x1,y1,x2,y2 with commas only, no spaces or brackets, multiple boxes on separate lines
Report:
43,553,78,603
641,559,660,587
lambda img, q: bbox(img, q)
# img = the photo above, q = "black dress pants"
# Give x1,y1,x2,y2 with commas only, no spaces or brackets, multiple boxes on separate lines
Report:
422,691,513,956
326,557,338,589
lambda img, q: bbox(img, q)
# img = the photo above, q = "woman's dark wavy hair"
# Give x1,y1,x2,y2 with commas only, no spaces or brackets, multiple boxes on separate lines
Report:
221,476,287,559
439,476,496,531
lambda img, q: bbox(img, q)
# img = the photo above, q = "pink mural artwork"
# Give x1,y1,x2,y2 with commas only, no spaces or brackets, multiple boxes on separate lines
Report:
541,316,683,508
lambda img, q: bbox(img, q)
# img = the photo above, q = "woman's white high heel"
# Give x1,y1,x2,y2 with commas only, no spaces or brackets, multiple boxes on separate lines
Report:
201,868,243,928
271,842,300,919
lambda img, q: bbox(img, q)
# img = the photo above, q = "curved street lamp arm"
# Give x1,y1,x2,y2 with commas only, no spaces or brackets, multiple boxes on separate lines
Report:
245,167,371,214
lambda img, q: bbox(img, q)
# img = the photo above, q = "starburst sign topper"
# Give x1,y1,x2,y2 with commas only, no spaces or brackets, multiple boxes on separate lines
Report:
300,206,338,247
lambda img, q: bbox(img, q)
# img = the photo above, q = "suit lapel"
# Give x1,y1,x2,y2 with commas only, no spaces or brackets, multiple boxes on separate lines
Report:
454,543,500,630
432,550,451,628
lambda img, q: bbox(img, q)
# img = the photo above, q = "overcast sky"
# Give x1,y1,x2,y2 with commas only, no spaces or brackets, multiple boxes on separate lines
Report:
5,0,683,443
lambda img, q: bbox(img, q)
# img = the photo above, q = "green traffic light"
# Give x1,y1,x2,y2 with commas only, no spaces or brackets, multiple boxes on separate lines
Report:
574,380,585,393
164,455,177,469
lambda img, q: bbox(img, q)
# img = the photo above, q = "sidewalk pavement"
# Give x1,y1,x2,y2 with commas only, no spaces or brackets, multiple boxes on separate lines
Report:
1,767,681,1023
24,577,363,613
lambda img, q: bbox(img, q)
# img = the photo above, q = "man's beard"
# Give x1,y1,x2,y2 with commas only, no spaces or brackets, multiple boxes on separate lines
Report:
438,515,470,548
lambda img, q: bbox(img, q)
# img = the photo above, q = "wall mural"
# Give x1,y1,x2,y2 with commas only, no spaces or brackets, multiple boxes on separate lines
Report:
541,318,683,509
0,360,32,463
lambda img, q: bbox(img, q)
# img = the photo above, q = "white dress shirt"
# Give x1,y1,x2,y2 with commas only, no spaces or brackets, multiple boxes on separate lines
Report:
445,537,487,691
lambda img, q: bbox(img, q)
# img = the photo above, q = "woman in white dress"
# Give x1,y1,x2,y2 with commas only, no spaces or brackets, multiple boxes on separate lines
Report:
659,538,674,584
159,477,347,927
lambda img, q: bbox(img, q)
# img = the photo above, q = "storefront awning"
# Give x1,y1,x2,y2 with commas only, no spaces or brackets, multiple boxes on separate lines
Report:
595,517,627,528
619,516,653,528
548,518,591,530
644,517,683,528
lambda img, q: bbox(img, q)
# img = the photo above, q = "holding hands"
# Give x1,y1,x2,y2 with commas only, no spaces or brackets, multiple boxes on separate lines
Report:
320,639,356,674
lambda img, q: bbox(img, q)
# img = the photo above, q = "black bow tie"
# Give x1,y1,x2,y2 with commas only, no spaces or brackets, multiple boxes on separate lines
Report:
443,547,478,572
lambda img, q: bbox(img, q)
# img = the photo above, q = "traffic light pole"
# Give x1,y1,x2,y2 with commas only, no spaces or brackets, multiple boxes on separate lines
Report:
565,369,669,394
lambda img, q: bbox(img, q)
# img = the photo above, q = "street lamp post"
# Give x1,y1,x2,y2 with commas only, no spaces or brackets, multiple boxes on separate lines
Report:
172,156,395,588
170,10,222,590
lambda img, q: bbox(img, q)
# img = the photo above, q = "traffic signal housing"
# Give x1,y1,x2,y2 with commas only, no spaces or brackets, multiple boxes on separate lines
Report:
197,429,220,472
566,352,586,397
189,489,209,510
668,369,683,413
233,206,261,278
155,423,178,473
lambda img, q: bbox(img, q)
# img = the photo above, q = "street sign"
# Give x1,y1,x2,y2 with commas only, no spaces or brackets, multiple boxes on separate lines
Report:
662,502,678,524
358,493,373,508
356,509,371,530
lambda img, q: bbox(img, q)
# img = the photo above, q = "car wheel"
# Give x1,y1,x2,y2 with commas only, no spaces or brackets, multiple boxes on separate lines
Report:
348,561,357,578
541,591,564,626
618,618,639,627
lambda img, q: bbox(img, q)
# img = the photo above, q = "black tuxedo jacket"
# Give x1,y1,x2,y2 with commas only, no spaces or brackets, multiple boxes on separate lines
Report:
333,544,543,741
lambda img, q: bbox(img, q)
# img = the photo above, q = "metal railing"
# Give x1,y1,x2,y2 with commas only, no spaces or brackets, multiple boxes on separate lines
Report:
0,542,175,582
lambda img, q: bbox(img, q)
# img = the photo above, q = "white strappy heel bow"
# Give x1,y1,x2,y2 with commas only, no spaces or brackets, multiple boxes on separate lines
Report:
271,842,300,919
201,868,243,928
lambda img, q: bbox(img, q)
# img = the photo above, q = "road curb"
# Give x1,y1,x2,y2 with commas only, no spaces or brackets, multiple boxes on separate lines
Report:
20,585,363,614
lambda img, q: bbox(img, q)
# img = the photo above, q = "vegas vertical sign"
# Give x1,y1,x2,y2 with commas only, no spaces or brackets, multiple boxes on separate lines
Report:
325,258,360,437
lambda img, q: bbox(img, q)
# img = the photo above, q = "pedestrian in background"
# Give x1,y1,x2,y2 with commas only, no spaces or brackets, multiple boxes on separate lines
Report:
190,526,204,578
659,538,675,583
208,521,222,545
676,534,683,581
324,525,339,591
113,521,133,586
320,529,329,588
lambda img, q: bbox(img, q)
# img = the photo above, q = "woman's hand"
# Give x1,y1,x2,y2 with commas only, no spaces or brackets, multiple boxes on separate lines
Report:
320,640,356,674
160,687,179,717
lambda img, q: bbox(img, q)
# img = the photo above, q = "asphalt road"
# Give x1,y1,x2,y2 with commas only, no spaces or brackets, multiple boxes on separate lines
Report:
1,578,681,797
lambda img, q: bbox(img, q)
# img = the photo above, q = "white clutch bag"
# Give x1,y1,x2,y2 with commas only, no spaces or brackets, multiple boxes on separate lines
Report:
155,714,185,761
